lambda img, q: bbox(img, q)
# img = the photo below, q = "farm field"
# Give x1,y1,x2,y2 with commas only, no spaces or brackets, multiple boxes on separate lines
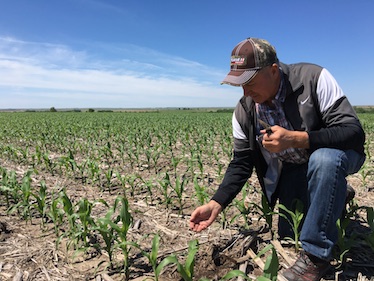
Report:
0,110,373,281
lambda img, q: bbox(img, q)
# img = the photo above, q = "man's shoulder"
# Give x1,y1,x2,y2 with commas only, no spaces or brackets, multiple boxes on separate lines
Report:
232,96,254,126
281,62,323,73
281,62,324,84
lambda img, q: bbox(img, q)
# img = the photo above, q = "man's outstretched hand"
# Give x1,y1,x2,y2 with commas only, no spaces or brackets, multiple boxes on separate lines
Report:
189,200,222,232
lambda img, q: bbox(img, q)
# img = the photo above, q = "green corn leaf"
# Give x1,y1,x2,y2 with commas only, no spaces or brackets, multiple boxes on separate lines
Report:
155,254,178,277
150,234,160,265
262,247,278,281
184,239,199,277
220,269,251,280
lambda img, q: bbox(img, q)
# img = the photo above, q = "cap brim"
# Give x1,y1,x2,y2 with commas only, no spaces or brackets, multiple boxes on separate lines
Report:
221,69,258,86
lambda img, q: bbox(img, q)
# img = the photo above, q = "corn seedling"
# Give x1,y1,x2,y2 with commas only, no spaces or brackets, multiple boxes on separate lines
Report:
104,168,113,190
193,175,210,205
142,179,155,206
171,153,182,176
0,168,19,209
276,200,304,252
139,234,182,281
48,193,65,242
42,152,56,175
87,159,100,184
335,217,357,267
95,206,117,269
75,198,100,249
334,200,368,266
252,193,275,238
231,183,253,229
32,181,48,227
158,173,173,209
109,196,134,280
58,189,92,251
125,174,142,197
171,174,189,214
169,239,199,281
8,170,33,223
255,244,279,281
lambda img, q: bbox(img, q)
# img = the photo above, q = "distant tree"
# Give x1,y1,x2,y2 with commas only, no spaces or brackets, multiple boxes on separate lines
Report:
50,107,57,112
88,108,95,112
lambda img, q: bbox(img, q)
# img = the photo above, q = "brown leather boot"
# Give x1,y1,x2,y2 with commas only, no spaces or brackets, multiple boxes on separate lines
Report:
282,251,330,281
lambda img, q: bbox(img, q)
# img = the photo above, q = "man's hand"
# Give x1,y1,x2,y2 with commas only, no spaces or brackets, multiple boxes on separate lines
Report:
261,125,309,153
189,200,222,232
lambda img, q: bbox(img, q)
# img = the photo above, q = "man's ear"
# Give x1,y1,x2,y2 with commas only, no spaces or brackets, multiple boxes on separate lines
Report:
270,63,279,77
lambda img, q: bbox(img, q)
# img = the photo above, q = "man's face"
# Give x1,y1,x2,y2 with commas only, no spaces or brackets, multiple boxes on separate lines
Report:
242,64,280,104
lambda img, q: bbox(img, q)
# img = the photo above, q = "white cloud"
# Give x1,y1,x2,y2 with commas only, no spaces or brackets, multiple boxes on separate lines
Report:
0,36,239,109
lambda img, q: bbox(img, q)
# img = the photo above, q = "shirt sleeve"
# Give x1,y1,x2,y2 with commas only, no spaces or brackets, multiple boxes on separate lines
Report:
211,108,255,208
211,149,254,208
316,68,345,113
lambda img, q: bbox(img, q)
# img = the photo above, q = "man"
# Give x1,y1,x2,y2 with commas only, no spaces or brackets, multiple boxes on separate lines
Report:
189,38,366,281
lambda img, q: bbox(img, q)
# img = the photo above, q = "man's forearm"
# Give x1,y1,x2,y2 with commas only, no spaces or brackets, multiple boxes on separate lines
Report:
211,150,253,208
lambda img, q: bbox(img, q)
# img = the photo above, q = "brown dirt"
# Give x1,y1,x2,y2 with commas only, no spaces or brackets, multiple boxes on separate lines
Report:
0,157,374,281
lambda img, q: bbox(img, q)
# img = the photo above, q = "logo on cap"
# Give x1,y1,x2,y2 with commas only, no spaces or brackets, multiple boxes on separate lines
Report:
230,56,247,66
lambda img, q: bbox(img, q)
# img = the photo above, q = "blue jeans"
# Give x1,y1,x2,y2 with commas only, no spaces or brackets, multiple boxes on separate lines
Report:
276,148,365,260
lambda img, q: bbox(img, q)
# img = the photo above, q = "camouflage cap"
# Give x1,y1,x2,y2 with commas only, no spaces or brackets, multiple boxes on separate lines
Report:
221,38,278,86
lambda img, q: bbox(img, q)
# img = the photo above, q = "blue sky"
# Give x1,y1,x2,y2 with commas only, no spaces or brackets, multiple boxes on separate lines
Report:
0,0,373,109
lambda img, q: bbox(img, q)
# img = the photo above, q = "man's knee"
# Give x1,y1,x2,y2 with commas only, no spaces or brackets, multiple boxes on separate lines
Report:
308,148,345,171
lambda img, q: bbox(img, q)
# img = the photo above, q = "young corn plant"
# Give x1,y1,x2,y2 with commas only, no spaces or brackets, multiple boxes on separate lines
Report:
142,178,155,206
166,239,199,281
58,189,85,250
158,173,174,209
276,200,304,252
334,200,370,267
252,192,275,238
172,239,250,281
193,175,210,205
32,181,48,227
0,168,19,209
101,141,114,164
231,183,253,229
151,149,161,173
171,153,182,177
66,149,78,177
335,216,357,267
75,198,97,249
256,244,279,281
8,170,34,223
196,154,204,176
34,145,43,165
94,204,117,269
171,175,188,214
213,151,224,178
87,159,100,185
103,168,114,190
47,192,65,243
75,159,88,184
42,152,56,176
124,174,142,197
140,234,183,281
115,170,126,187
108,195,135,280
